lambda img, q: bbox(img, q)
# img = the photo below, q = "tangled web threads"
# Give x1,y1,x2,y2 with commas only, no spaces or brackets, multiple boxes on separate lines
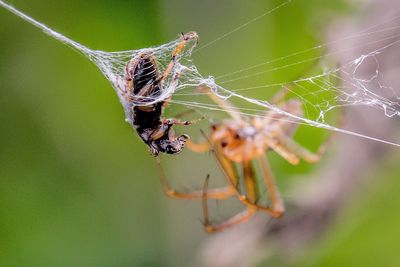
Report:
2,0,400,147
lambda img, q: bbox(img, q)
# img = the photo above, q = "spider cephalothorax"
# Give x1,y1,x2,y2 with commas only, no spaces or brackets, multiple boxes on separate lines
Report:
209,119,267,163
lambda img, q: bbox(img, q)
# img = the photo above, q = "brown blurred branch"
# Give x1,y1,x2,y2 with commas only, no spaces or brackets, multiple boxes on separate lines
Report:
193,1,400,266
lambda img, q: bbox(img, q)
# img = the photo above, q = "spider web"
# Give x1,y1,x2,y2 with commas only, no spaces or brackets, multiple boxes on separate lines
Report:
1,0,400,147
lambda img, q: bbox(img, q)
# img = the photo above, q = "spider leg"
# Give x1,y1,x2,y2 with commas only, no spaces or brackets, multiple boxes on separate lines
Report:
271,84,292,104
185,139,210,153
242,160,258,203
196,84,243,121
272,57,321,104
202,175,257,233
266,105,338,165
258,154,285,216
242,157,284,217
274,131,329,164
212,145,240,187
156,157,235,200
193,132,282,226
265,139,301,165
211,145,284,216
275,88,344,163
261,97,303,135
265,57,322,129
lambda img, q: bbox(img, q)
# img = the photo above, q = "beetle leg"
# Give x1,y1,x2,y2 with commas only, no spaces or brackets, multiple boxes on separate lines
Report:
149,124,169,140
163,117,204,126
156,32,199,85
149,116,204,144
130,81,158,103
125,56,142,95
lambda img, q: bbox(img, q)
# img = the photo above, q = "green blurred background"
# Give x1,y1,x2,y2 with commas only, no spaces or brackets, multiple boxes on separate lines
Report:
1,0,400,266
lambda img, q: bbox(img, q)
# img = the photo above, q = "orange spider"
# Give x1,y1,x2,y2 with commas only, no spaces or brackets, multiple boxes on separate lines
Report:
157,85,330,233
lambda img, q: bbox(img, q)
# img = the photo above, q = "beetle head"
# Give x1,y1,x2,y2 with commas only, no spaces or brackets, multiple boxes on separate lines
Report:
158,134,189,155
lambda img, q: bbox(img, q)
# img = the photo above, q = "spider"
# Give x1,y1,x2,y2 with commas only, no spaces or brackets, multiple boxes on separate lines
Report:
117,32,200,156
157,84,331,232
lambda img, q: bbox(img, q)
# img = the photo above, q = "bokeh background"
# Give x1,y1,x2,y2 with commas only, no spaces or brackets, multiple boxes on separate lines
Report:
1,0,400,266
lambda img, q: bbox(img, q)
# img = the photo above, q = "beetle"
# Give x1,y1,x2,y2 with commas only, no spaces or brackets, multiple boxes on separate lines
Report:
118,32,199,156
